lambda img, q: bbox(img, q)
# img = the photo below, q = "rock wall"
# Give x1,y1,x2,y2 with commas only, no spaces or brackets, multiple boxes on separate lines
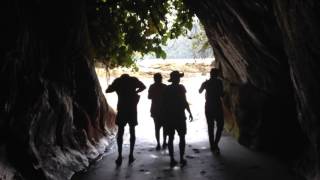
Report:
1,0,319,179
184,0,319,179
0,1,116,179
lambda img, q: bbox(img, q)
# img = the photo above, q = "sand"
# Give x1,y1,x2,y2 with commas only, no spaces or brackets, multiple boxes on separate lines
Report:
72,59,302,180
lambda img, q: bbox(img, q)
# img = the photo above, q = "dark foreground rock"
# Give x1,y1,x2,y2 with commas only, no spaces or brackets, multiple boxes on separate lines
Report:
1,0,320,180
0,1,116,179
184,0,320,179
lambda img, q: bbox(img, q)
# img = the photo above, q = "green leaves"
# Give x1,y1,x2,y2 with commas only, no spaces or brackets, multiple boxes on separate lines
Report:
87,0,194,67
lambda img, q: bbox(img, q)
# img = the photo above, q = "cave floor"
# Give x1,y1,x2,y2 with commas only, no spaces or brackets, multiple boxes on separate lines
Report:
71,133,301,180
71,73,303,180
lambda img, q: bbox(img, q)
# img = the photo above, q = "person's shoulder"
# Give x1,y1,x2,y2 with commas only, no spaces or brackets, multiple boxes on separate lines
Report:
165,84,174,91
178,84,187,92
209,78,221,83
161,83,167,88
131,76,145,84
202,80,209,85
215,78,223,84
165,84,170,89
112,77,121,84
149,83,154,89
129,76,139,81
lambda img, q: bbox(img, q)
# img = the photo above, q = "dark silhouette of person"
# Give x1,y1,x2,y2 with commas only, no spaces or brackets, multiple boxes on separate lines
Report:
163,71,193,167
148,73,168,150
106,74,146,166
199,68,224,154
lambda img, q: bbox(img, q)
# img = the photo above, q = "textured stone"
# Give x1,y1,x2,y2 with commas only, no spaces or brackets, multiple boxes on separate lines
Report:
1,0,319,180
184,0,319,179
0,1,116,179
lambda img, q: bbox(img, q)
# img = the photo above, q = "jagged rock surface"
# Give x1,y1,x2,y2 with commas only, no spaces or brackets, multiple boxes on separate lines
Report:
1,0,320,180
0,1,116,179
184,0,319,179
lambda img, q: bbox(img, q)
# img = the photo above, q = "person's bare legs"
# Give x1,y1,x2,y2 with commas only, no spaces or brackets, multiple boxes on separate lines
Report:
154,119,161,150
214,115,224,154
168,133,177,167
206,111,215,151
129,125,136,164
207,120,215,150
116,126,125,166
179,135,187,166
162,129,167,149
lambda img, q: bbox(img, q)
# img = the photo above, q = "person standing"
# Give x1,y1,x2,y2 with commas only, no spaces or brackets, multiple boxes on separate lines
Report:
148,73,168,150
106,74,146,166
163,71,193,167
199,68,224,154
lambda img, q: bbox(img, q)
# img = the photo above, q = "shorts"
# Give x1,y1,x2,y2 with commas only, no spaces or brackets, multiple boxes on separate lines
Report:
165,120,187,136
116,108,138,127
205,107,224,129
153,116,165,127
205,103,223,122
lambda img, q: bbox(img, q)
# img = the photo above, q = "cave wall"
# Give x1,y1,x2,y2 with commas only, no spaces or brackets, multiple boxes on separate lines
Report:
0,0,319,179
0,1,116,179
184,0,319,179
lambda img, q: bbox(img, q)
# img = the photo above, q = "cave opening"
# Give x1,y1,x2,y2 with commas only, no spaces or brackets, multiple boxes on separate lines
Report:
96,14,215,146
1,0,319,180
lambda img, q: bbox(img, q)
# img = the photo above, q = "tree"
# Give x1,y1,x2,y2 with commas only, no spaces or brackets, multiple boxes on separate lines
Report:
190,20,214,58
86,0,194,68
0,1,194,179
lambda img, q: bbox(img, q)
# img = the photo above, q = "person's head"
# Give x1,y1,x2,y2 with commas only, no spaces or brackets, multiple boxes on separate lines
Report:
153,73,162,83
210,68,219,78
168,71,184,84
120,73,130,79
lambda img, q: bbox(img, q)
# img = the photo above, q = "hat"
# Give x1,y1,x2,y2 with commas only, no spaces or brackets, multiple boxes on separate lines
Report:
168,71,184,82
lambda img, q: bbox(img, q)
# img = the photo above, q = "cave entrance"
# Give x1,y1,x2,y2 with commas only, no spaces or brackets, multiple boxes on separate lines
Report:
75,1,304,179
101,60,213,145
96,16,215,146
76,62,301,180
81,17,301,180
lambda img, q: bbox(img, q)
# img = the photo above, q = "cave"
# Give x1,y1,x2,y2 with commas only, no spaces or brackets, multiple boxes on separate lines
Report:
0,0,319,180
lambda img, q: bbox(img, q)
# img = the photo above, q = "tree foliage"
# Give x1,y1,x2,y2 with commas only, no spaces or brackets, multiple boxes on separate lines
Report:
191,21,213,58
86,0,194,68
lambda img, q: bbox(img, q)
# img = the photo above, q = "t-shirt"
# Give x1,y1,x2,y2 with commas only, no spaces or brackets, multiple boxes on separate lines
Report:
148,83,167,117
163,84,188,120
107,76,145,110
200,78,223,106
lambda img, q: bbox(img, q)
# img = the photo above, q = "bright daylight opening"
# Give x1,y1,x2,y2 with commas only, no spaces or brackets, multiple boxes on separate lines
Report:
95,16,215,147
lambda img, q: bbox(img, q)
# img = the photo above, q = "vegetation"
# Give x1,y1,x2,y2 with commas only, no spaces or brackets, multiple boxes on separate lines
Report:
142,17,213,59
87,0,194,68
191,22,213,58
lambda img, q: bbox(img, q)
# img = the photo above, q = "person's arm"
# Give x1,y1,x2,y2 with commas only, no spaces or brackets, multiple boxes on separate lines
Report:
147,85,153,99
185,102,193,122
106,86,115,93
135,79,146,93
199,81,206,93
182,86,193,122
105,80,117,93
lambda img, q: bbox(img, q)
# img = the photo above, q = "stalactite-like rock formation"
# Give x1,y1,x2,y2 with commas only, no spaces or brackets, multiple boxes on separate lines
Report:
0,1,116,179
184,0,320,179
